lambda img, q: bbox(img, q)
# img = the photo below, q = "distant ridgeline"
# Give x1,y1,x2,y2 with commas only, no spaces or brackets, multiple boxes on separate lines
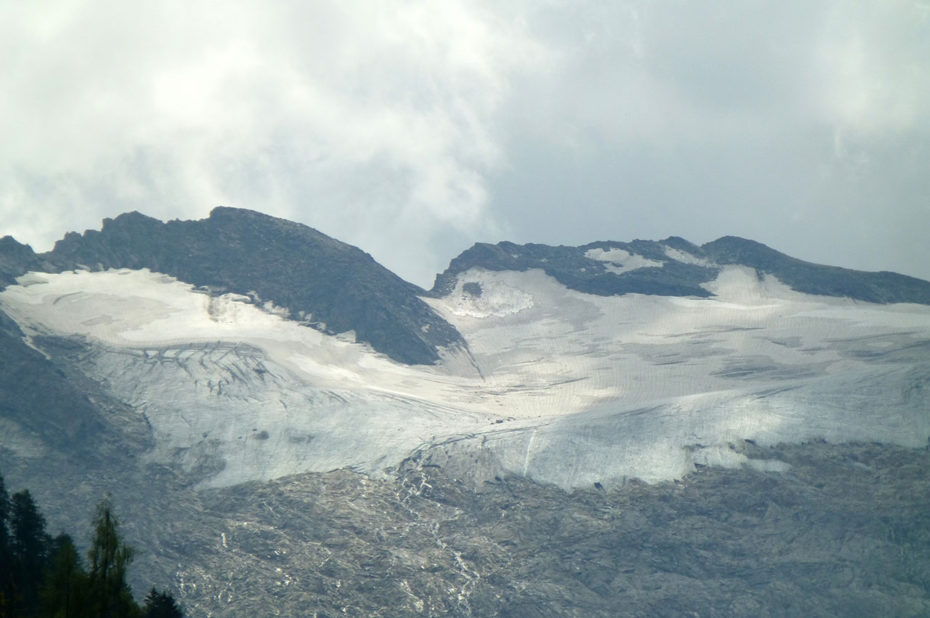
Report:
429,237,717,298
2,209,930,366
430,236,930,305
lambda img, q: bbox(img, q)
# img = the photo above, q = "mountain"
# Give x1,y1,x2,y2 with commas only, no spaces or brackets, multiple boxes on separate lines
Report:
702,235,930,304
431,235,930,304
1,209,929,616
0,235,43,285
11,207,464,365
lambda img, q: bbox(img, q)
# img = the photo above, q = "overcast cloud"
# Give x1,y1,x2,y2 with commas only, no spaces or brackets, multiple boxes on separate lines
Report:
2,1,929,287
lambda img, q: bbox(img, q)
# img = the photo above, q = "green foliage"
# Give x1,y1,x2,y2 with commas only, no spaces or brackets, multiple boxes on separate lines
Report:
41,534,87,618
0,472,183,618
87,500,138,618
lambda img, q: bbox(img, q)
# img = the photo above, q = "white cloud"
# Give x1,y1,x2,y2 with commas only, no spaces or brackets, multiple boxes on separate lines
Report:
1,1,928,285
814,1,930,135
0,0,547,285
486,0,930,280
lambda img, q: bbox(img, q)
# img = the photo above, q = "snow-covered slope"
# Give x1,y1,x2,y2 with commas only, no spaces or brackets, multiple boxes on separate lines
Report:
2,253,928,489
425,266,930,484
0,269,492,487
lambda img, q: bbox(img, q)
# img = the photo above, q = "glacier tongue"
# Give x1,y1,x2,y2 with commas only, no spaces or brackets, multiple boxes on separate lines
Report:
2,266,930,488
87,342,490,488
0,269,493,487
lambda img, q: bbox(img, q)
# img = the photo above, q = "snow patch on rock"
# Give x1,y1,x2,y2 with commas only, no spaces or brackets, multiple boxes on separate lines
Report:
663,245,710,266
441,271,534,318
585,248,664,274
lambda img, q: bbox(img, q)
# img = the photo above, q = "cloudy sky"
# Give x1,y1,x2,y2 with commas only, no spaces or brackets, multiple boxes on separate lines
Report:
2,1,929,287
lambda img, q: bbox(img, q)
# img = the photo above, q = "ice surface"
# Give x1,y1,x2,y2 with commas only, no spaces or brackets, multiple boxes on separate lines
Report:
2,266,929,488
584,247,664,274
439,274,534,319
663,245,710,266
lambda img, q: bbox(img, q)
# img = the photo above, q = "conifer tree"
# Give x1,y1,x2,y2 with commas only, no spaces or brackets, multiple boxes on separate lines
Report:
0,473,9,551
142,588,183,618
87,499,139,618
11,489,50,614
42,534,87,618
0,473,12,618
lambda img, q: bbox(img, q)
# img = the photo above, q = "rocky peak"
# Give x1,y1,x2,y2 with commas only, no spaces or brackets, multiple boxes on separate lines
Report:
702,236,930,304
0,236,41,285
661,235,705,257
430,238,717,298
42,208,465,365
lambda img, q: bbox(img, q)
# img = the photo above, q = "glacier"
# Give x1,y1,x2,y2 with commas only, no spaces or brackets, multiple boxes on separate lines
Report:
1,262,929,489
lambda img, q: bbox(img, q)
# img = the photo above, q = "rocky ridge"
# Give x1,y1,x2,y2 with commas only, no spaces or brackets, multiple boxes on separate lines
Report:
432,236,930,305
7,208,464,365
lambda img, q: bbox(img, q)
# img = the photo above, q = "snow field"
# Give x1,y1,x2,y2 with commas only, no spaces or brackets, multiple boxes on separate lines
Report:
2,265,929,488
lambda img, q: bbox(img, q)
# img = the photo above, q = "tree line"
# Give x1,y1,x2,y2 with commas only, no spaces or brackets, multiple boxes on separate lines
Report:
0,471,182,617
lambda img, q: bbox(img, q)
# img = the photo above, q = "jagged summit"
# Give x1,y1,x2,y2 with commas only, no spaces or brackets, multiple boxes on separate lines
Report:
0,235,42,285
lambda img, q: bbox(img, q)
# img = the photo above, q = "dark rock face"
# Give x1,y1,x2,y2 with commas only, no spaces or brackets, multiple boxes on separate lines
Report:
430,239,717,298
0,311,95,445
43,208,464,365
0,236,42,285
0,312,144,456
702,236,930,304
